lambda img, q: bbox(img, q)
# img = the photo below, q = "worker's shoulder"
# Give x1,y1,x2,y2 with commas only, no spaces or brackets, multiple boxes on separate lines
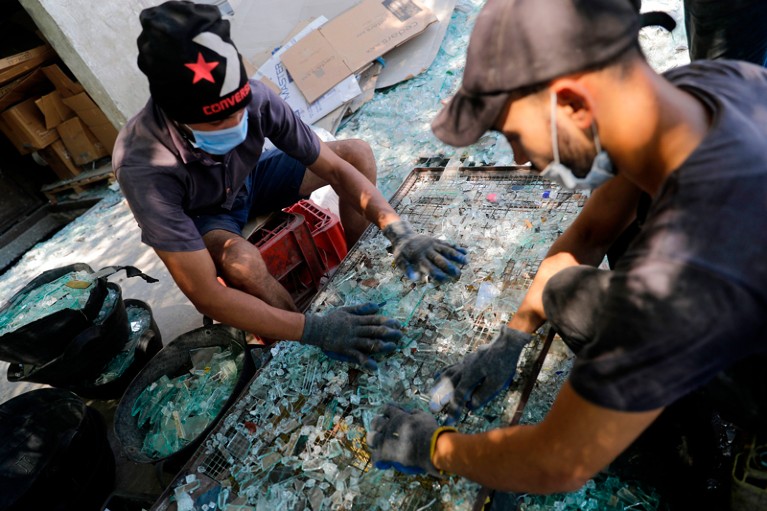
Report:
245,78,301,122
664,59,767,93
246,78,283,107
114,109,181,172
666,61,767,168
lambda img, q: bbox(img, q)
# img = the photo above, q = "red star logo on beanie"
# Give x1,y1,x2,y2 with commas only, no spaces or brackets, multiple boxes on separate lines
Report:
184,52,219,84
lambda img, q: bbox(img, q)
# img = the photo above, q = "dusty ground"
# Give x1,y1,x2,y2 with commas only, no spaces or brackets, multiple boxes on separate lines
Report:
0,191,202,405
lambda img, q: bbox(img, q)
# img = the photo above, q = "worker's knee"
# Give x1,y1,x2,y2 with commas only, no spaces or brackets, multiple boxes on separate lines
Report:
334,138,373,161
225,260,272,292
218,254,270,293
349,138,375,162
203,232,273,291
331,138,377,182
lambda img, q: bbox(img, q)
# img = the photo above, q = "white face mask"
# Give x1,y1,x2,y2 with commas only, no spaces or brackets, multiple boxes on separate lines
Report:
540,92,616,190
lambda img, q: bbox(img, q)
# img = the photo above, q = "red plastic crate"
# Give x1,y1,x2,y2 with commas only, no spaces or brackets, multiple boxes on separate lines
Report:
285,199,348,272
247,211,325,309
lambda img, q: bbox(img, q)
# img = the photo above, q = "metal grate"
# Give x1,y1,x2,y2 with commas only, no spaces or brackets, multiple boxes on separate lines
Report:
156,165,588,510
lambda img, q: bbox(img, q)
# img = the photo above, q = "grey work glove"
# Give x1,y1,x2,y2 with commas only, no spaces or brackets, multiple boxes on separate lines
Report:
429,326,532,424
301,302,403,370
367,404,456,477
383,220,467,283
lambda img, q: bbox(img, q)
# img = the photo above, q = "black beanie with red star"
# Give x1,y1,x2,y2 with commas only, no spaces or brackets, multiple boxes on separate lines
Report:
137,1,252,124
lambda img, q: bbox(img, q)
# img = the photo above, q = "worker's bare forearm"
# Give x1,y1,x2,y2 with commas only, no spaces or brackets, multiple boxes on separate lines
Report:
310,142,400,229
431,383,662,494
156,248,307,340
432,425,587,494
195,286,305,340
330,166,400,229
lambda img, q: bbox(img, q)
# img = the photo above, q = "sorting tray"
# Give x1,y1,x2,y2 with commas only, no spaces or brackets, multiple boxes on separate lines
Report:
151,165,585,511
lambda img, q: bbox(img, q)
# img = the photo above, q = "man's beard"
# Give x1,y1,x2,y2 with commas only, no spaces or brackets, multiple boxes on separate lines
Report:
556,126,597,178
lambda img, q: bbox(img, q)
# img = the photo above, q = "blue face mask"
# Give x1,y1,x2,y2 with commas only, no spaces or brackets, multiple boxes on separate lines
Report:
190,112,248,155
540,92,615,190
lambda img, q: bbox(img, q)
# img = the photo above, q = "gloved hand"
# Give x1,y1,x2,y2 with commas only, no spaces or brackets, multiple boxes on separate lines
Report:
301,302,403,370
430,326,532,424
383,220,467,282
367,403,456,477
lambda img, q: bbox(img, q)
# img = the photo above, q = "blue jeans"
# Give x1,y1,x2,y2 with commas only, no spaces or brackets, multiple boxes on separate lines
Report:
192,149,308,237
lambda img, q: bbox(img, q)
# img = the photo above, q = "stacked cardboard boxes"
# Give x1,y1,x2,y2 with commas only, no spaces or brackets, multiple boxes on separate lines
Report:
0,45,117,181
253,0,437,131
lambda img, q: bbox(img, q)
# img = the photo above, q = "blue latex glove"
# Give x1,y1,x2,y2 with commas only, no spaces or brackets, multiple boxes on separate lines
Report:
430,326,532,424
301,302,403,370
367,403,456,477
383,220,467,282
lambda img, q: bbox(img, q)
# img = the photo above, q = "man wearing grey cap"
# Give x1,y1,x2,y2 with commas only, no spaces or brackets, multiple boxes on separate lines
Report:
367,0,767,499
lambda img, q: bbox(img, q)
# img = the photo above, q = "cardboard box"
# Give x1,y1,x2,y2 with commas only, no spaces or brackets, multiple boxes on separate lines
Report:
0,96,59,151
0,115,31,154
40,64,84,98
35,90,74,129
0,68,50,111
56,117,108,165
280,0,436,102
61,92,118,153
39,139,81,180
87,122,118,154
61,92,107,125
0,45,52,72
254,16,362,125
0,45,55,86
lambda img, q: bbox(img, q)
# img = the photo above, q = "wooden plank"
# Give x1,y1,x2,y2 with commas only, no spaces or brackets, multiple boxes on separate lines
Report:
40,165,114,205
0,46,55,86
0,45,52,72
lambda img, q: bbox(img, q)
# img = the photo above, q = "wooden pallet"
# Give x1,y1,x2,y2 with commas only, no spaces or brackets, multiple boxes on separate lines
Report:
41,164,114,204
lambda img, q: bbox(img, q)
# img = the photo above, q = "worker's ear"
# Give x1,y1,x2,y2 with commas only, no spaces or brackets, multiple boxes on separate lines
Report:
550,80,594,130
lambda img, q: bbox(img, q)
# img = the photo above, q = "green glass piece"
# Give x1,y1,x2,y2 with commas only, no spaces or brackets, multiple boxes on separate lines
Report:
190,346,222,371
159,412,180,456
139,347,242,459
132,375,170,417
94,287,119,325
137,377,178,428
0,271,95,335
94,305,153,385
183,415,211,439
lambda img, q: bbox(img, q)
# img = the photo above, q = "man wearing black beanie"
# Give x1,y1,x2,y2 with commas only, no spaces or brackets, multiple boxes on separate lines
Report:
114,1,467,369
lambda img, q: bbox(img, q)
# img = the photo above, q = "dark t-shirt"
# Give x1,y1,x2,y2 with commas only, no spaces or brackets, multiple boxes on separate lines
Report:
570,60,767,412
113,80,321,252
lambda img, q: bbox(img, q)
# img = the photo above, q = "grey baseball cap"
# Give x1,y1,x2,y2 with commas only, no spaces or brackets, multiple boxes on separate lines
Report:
432,0,641,147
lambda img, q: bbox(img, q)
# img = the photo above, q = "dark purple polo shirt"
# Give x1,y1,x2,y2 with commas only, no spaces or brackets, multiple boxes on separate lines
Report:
113,80,320,252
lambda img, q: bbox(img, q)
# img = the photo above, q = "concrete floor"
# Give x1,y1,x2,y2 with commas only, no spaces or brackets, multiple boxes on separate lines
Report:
0,183,342,506
0,192,206,505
